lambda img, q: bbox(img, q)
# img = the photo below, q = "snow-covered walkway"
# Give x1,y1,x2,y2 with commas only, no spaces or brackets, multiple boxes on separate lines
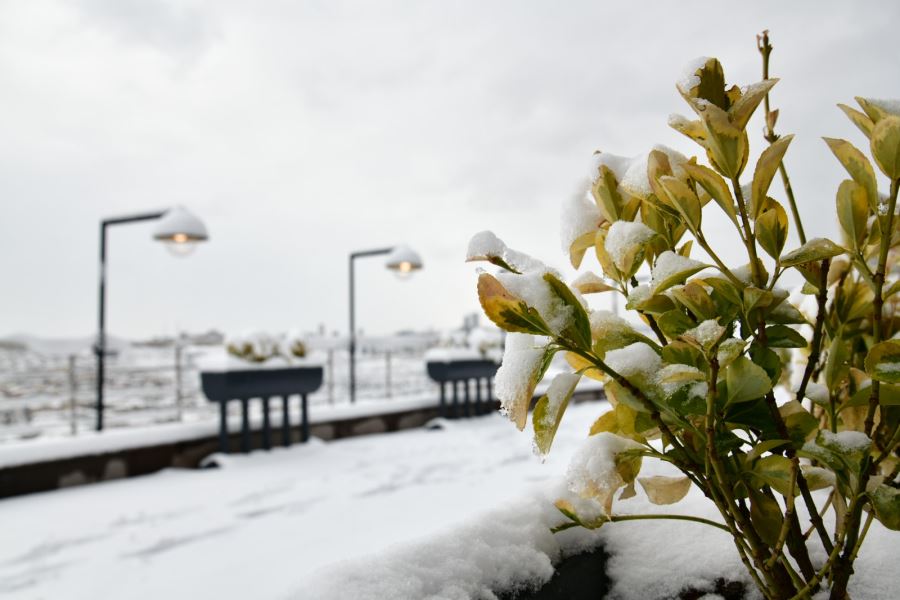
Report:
1,400,895,600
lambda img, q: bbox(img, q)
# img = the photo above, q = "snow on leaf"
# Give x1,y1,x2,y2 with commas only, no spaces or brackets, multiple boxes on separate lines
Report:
533,372,581,457
494,333,553,430
780,238,845,267
650,251,707,294
566,432,644,515
865,340,900,384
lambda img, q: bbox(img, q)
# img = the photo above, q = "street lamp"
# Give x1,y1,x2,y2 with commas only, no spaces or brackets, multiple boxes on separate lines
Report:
95,205,209,431
348,244,422,403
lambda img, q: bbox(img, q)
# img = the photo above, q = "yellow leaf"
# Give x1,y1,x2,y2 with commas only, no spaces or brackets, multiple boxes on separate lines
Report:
729,79,779,130
870,115,900,180
823,137,879,212
638,475,692,505
682,162,738,227
836,179,869,250
658,176,702,231
838,103,874,139
476,273,550,335
756,202,789,260
751,135,793,219
571,272,616,294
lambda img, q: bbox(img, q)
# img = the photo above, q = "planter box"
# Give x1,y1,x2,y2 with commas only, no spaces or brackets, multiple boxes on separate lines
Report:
426,359,499,418
200,366,323,453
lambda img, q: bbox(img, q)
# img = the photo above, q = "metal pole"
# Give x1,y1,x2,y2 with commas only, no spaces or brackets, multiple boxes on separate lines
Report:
94,211,166,432
347,247,393,404
349,254,356,403
68,354,78,436
95,221,107,432
385,350,392,399
327,348,334,405
175,342,183,421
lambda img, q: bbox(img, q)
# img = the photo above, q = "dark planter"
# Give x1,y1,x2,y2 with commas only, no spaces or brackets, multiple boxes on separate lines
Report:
497,545,746,600
426,359,499,418
200,366,323,454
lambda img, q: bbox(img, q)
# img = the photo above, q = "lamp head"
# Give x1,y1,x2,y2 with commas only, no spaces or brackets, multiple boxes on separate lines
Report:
153,206,209,257
385,244,423,279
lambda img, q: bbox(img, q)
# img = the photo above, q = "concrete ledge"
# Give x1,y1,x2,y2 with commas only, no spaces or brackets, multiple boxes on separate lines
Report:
0,389,604,500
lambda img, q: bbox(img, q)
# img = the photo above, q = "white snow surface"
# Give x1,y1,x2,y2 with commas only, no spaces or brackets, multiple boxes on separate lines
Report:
1,401,895,600
466,230,506,260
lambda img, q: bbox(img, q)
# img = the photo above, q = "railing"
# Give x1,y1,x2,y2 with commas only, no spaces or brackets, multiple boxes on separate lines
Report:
0,342,438,444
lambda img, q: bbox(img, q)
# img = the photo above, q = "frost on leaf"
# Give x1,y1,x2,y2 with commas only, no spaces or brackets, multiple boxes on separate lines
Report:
494,333,550,431
566,432,644,515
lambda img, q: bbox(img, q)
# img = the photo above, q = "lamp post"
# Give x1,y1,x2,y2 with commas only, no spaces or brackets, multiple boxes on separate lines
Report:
95,206,208,431
348,244,422,404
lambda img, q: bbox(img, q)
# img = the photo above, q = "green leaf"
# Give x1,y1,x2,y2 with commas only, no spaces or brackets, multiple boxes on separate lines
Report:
726,356,773,404
661,340,705,369
780,238,845,267
751,135,793,219
605,380,652,414
682,162,738,227
870,115,900,179
865,340,900,384
743,286,774,313
657,310,696,339
717,338,746,369
824,334,850,391
869,484,900,530
751,455,796,497
764,325,807,348
745,439,791,463
756,202,789,260
533,372,581,456
544,272,592,351
749,488,783,546
823,137,879,212
835,179,869,250
477,273,550,335
750,345,783,386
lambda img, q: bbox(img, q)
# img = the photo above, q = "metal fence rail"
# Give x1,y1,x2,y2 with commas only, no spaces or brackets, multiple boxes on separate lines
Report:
0,344,438,444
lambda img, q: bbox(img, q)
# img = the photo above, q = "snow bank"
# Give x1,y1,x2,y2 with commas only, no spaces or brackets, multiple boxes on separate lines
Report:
300,483,601,600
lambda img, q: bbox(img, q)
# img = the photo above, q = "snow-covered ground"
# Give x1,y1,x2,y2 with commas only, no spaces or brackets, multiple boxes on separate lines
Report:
1,400,895,599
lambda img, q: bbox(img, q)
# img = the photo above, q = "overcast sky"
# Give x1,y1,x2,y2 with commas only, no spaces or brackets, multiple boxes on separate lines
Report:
1,0,898,340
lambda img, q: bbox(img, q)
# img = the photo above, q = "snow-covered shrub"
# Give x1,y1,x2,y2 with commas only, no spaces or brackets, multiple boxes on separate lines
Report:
468,33,899,600
226,331,306,363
